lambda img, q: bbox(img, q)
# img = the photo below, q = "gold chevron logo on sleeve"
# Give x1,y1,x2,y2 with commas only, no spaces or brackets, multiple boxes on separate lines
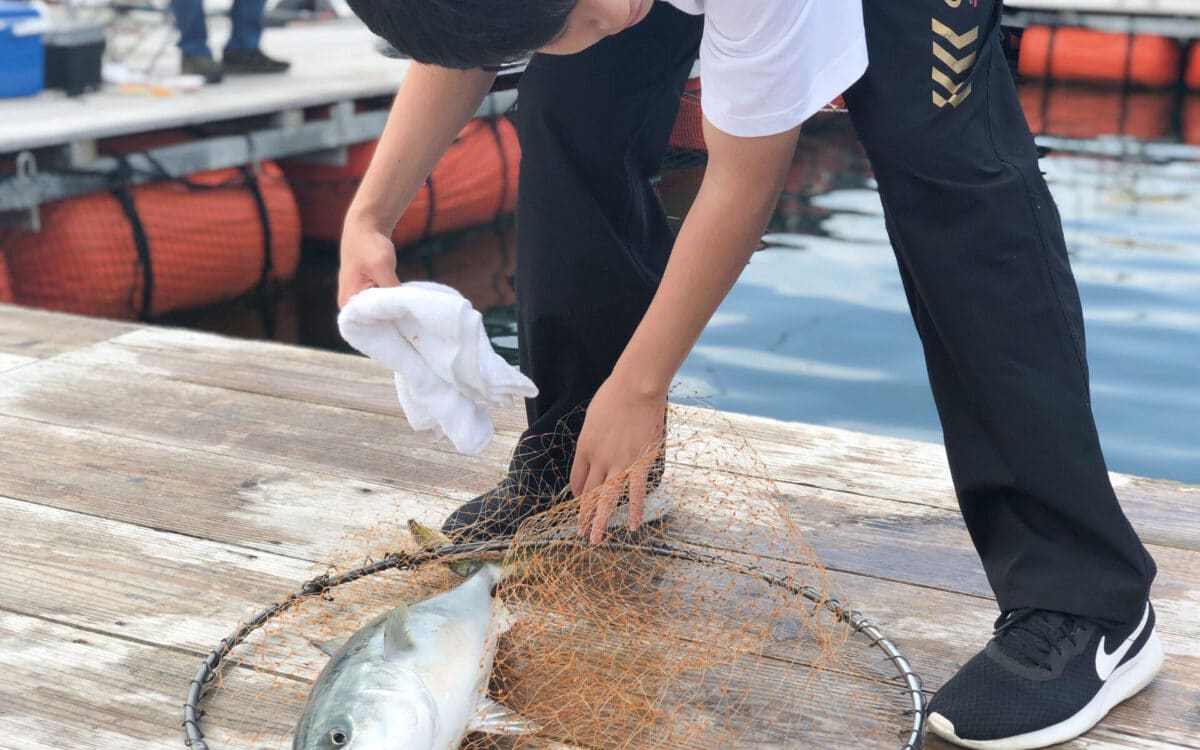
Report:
933,41,978,74
932,18,978,49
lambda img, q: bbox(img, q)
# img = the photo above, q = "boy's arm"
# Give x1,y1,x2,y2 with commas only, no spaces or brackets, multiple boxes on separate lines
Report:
573,117,803,542
338,64,497,308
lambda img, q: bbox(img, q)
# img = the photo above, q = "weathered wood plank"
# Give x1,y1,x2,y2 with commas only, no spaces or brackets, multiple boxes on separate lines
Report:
1,357,1196,611
2,372,1200,638
0,352,35,373
0,496,903,749
2,492,1194,750
0,495,315,652
25,322,1198,552
674,414,1200,553
0,611,296,750
0,307,1195,749
0,344,518,485
0,21,409,153
0,414,461,563
2,392,1197,638
0,305,138,360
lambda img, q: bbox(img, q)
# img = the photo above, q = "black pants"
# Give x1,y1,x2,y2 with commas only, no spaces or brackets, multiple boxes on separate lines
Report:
512,0,1155,623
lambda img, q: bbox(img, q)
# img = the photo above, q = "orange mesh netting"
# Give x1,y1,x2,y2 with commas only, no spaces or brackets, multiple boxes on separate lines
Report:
668,78,706,153
0,249,13,304
281,116,520,249
0,161,300,320
196,406,922,749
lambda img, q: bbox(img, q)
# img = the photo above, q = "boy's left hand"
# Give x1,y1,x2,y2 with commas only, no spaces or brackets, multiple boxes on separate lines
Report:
571,375,666,544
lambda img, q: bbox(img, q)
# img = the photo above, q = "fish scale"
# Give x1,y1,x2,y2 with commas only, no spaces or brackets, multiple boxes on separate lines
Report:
292,557,537,750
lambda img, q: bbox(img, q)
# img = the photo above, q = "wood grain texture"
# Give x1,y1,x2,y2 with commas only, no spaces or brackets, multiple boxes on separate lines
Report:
1,490,1195,750
1,351,1195,607
0,352,35,373
27,323,1197,552
0,304,137,359
0,306,1195,749
0,611,299,750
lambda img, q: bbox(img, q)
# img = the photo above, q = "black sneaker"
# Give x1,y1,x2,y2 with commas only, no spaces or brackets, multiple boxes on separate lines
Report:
926,602,1163,749
181,55,224,84
441,449,670,543
222,48,291,75
441,476,564,543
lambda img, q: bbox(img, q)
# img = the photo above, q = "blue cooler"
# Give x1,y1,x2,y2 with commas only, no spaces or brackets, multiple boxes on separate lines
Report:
0,1,46,98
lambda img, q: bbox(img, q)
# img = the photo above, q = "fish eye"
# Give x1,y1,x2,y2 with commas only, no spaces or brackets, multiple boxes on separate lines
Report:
489,582,499,598
329,728,349,746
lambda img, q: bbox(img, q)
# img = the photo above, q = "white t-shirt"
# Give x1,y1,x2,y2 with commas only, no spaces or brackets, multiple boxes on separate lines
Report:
660,0,868,138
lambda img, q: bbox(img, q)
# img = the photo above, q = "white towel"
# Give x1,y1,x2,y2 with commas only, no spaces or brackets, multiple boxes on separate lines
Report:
338,282,537,454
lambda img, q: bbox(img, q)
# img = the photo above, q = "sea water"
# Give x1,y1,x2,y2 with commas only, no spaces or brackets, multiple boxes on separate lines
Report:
672,127,1200,484
169,114,1200,485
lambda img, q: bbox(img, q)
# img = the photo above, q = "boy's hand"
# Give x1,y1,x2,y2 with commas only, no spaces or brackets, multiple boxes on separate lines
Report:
571,374,667,544
337,222,402,309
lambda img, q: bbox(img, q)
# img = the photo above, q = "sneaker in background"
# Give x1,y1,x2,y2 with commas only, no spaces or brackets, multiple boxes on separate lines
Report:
181,55,224,84
222,48,291,75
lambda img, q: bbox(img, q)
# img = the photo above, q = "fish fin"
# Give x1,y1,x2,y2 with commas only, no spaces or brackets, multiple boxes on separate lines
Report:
407,519,454,549
306,637,347,658
382,602,415,659
408,519,479,578
467,699,541,736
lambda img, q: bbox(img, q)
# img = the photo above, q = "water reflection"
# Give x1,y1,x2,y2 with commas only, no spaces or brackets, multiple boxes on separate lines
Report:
169,86,1200,484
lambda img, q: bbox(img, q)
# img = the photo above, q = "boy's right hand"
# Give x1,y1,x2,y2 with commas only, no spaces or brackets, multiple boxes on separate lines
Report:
338,222,402,309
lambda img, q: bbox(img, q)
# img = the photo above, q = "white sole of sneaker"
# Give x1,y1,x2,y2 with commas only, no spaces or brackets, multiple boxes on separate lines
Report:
927,630,1165,750
606,484,672,530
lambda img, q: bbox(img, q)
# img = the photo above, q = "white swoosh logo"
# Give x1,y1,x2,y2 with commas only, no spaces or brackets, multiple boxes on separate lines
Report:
1095,604,1150,681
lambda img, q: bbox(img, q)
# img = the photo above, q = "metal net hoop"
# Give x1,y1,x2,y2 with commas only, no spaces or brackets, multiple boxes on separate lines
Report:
182,537,926,750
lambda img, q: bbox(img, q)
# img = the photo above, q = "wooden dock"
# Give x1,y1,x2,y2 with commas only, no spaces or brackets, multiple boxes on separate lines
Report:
0,20,407,155
0,303,1195,749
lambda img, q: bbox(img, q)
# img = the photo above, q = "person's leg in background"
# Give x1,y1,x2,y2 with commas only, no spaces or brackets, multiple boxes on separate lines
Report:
223,0,290,74
170,0,222,83
843,0,1161,746
442,4,703,539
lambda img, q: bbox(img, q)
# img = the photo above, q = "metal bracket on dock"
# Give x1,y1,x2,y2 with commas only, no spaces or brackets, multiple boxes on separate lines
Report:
0,152,42,231
0,89,519,217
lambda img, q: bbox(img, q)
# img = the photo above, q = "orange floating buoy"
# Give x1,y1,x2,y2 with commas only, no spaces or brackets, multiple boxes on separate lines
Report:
282,116,520,249
396,223,518,315
0,248,13,304
1018,26,1183,88
668,77,706,152
1185,96,1200,145
1018,83,1173,141
667,78,850,154
2,161,300,320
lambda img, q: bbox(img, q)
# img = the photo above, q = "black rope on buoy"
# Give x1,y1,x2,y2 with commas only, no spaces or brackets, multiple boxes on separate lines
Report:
183,538,925,750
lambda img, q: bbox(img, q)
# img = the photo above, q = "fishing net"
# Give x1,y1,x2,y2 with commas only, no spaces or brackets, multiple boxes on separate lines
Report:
186,404,924,749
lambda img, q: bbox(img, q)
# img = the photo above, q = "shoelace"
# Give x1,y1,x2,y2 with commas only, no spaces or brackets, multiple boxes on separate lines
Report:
992,608,1084,671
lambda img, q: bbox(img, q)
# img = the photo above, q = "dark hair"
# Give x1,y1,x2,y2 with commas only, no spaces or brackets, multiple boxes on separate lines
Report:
347,0,578,69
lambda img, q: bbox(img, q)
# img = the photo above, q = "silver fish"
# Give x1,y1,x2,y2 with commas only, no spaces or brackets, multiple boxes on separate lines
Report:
292,548,537,749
